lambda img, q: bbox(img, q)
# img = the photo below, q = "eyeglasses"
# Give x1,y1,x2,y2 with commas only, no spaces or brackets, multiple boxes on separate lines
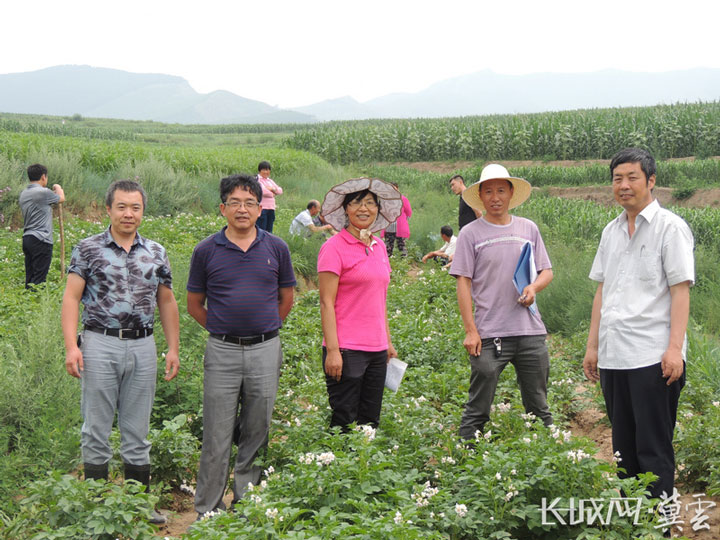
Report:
347,199,378,209
224,200,259,209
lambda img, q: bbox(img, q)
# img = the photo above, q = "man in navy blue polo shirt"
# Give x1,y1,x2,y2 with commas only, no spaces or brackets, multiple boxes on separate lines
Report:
187,173,296,518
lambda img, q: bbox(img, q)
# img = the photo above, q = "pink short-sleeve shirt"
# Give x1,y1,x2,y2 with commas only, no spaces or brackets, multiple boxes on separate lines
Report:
317,229,391,351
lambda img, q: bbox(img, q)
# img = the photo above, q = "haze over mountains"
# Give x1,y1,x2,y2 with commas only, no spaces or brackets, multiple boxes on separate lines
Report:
1,65,719,124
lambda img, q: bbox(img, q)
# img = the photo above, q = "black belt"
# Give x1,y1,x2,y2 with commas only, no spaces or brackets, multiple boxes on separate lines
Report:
85,326,153,340
210,329,279,346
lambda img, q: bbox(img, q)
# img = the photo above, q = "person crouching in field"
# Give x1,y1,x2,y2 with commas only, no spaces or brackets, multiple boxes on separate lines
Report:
583,148,694,500
318,178,402,431
450,164,554,439
61,179,180,525
421,225,457,265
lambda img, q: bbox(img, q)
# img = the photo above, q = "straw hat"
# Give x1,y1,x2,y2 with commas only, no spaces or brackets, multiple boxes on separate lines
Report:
320,178,403,233
462,164,532,212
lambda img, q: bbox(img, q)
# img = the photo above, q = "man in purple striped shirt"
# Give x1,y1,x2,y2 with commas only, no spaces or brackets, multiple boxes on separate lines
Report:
187,174,296,518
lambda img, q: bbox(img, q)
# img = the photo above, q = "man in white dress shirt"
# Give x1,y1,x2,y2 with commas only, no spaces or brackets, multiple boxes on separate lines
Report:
583,148,694,500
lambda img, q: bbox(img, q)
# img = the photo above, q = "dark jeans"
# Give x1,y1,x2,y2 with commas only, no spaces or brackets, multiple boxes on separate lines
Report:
384,233,407,257
323,347,387,430
459,335,552,439
600,362,685,499
257,209,276,233
22,235,53,288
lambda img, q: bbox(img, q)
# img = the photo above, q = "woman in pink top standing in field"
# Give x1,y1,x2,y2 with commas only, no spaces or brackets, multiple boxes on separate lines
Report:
256,161,283,233
317,178,403,430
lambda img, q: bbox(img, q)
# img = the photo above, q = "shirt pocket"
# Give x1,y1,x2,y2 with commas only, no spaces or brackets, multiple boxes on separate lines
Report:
637,248,661,282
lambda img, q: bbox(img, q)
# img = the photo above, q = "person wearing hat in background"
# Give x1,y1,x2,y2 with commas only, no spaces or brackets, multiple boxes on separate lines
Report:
450,164,554,439
317,178,403,430
256,161,283,233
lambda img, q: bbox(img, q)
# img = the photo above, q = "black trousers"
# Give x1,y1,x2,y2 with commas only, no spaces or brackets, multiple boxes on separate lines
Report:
323,347,387,430
383,233,407,257
22,235,53,288
600,362,685,499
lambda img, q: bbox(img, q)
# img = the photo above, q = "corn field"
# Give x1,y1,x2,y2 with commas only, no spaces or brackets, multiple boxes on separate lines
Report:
287,102,720,163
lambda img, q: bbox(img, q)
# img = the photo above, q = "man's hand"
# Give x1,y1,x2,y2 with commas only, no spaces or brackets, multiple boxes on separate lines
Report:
53,184,66,203
463,330,482,356
583,348,600,382
661,348,684,385
164,350,180,381
324,349,343,381
65,346,83,378
518,284,537,307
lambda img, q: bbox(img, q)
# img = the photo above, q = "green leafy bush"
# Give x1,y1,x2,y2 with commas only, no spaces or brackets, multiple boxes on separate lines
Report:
0,472,157,539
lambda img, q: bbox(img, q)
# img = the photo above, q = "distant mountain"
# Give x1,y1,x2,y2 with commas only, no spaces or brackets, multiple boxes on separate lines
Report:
0,65,315,124
295,69,720,120
2,65,720,124
292,96,379,121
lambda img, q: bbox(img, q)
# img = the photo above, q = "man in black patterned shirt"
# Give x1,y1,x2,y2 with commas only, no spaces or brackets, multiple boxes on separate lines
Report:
61,179,179,524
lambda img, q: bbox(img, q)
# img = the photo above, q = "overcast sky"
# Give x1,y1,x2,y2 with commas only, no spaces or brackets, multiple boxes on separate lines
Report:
3,0,719,109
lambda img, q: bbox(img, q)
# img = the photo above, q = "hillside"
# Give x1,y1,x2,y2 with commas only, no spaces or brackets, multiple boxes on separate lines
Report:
0,65,315,125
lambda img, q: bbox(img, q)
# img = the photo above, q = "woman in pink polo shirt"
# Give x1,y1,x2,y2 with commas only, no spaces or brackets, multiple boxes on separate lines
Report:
256,161,283,233
317,178,403,430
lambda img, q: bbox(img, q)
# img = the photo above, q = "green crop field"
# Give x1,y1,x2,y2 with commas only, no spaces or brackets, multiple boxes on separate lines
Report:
1,105,719,538
286,101,720,163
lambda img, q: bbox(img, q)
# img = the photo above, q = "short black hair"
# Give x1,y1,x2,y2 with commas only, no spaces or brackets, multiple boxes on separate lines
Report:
258,161,272,172
610,148,656,184
440,225,453,237
220,174,262,204
341,189,380,211
449,174,464,184
27,164,48,182
307,200,319,210
105,179,147,209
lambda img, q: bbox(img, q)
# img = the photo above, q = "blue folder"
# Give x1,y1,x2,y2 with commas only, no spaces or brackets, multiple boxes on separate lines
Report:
513,242,538,315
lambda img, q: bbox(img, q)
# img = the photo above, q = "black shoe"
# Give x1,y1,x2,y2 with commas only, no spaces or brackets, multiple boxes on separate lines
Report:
124,463,166,524
83,462,109,481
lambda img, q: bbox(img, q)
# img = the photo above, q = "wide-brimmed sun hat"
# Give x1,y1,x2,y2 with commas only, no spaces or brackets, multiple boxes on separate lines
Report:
462,164,532,212
321,178,403,233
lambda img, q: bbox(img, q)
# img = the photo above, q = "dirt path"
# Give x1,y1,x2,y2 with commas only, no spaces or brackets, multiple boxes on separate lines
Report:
542,185,720,209
155,491,234,538
385,158,720,209
570,384,720,539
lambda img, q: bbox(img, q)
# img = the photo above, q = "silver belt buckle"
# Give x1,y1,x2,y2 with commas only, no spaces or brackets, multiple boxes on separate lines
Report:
118,328,131,340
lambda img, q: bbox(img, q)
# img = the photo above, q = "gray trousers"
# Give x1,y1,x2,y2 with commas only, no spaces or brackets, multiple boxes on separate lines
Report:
194,335,282,514
459,335,552,439
80,330,157,465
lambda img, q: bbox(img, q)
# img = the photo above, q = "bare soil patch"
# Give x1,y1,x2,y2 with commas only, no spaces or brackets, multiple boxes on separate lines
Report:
383,156,719,175
384,158,720,209
541,186,720,209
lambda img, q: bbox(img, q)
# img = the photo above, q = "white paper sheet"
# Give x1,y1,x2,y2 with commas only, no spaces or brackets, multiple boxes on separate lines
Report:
385,357,408,392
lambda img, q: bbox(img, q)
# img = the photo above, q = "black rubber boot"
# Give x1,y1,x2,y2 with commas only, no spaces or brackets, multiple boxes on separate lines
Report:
83,462,108,481
124,463,167,525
